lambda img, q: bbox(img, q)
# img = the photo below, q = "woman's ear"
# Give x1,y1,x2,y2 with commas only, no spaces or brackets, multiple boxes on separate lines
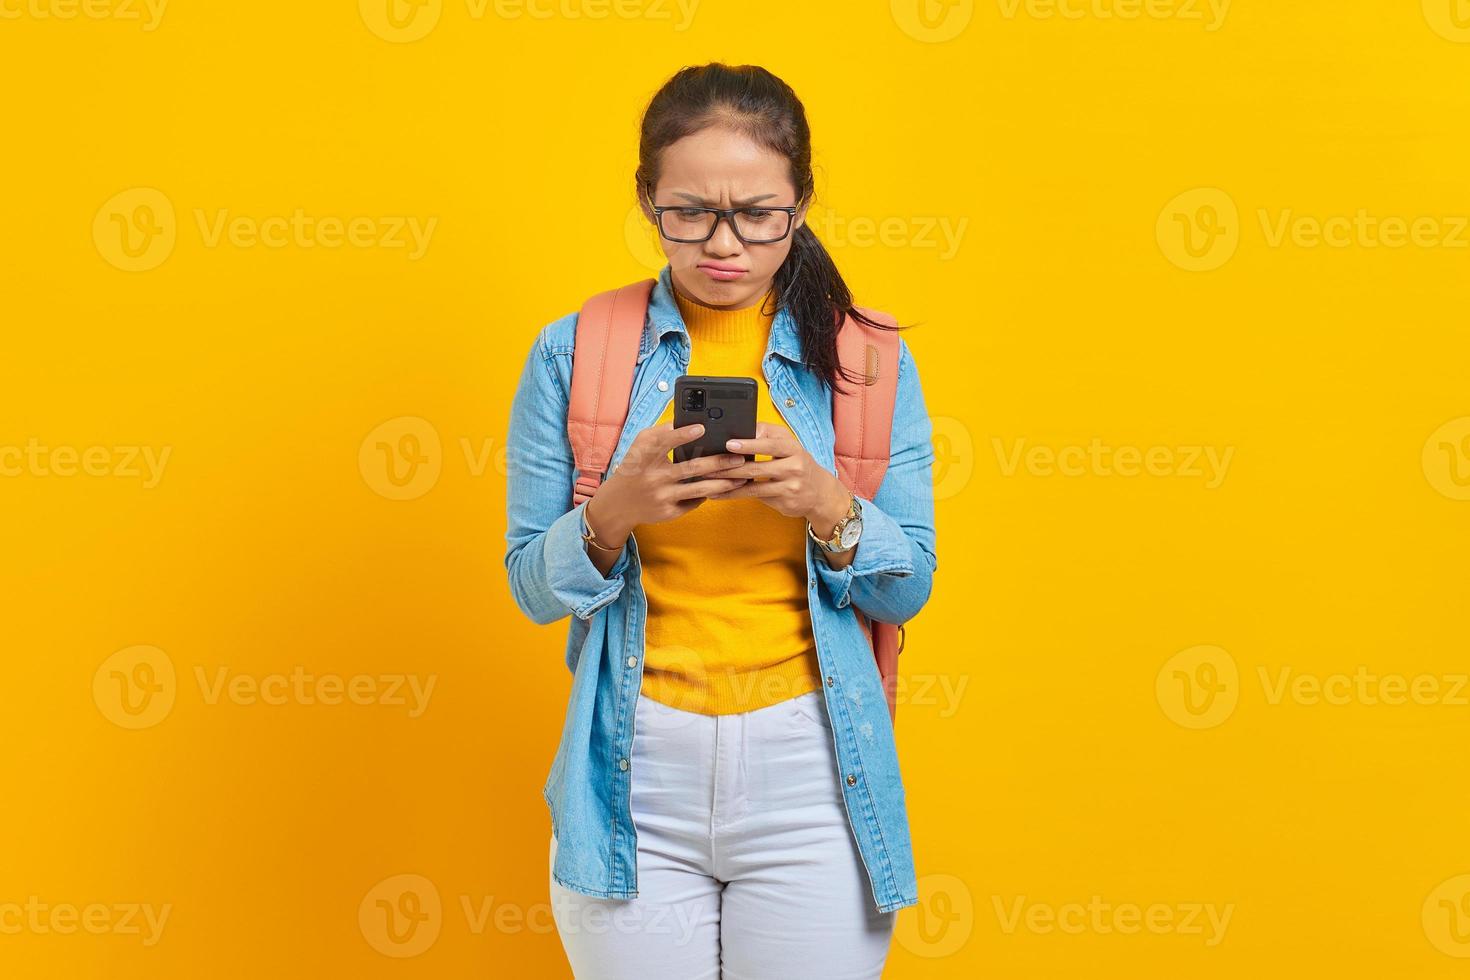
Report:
794,200,810,232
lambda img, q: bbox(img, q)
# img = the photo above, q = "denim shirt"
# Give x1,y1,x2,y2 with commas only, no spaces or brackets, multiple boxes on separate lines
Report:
504,263,938,914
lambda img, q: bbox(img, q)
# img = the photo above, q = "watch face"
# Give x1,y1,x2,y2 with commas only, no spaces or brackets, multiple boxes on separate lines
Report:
839,516,863,549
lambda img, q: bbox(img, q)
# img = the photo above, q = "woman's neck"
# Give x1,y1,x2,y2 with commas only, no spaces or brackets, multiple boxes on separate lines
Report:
672,282,776,344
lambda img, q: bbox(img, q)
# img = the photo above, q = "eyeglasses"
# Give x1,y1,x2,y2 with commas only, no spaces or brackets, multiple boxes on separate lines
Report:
645,191,799,245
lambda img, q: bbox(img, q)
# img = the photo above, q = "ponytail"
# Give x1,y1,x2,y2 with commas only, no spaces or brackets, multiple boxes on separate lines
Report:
771,222,899,395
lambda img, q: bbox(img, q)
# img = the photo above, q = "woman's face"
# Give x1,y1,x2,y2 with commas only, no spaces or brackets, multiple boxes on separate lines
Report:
642,126,808,310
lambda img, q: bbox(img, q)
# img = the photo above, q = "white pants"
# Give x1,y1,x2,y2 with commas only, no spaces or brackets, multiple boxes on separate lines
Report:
550,689,896,979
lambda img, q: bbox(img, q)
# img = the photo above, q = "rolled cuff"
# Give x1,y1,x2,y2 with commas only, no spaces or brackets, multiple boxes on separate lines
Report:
812,493,915,611
544,500,631,620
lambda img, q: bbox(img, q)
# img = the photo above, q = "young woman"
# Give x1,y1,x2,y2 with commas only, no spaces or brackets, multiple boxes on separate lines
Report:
504,62,938,979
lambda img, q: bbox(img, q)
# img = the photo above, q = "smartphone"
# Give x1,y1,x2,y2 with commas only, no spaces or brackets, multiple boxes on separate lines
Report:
672,375,758,477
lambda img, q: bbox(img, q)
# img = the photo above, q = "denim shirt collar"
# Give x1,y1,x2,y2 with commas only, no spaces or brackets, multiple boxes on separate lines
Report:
641,263,804,367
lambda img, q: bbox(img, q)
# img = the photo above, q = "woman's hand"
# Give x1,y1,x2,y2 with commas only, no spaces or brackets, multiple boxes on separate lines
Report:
583,422,750,549
706,422,852,537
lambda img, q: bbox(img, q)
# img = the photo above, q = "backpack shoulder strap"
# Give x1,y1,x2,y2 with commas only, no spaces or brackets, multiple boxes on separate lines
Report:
832,306,901,500
567,279,655,507
832,305,906,726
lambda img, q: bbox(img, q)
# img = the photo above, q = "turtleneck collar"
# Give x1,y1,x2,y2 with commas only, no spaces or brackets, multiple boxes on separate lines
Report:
672,281,776,344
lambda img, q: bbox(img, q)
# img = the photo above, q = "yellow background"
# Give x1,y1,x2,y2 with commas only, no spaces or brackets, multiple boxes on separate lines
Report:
3,1,1469,976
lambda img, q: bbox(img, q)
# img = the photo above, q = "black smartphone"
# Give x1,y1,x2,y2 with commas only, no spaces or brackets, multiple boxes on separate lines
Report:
672,375,758,477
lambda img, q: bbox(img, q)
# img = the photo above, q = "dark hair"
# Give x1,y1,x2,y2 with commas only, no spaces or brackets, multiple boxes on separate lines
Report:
635,62,909,395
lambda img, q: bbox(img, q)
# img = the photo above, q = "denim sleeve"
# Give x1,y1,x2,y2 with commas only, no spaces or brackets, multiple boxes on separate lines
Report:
504,323,632,625
813,337,938,624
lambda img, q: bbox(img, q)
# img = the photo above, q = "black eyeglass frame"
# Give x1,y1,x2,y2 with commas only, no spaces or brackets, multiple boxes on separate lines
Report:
644,190,801,245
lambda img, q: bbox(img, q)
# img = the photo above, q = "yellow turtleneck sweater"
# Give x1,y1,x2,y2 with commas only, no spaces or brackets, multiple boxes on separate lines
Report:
635,282,823,715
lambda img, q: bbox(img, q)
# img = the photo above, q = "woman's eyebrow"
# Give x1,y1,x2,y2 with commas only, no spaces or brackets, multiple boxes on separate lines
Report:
671,191,780,205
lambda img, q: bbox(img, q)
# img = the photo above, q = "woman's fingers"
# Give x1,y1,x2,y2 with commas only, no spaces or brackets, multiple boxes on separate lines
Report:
713,458,786,480
670,452,746,481
725,420,798,458
707,479,778,500
669,476,748,500
724,435,792,457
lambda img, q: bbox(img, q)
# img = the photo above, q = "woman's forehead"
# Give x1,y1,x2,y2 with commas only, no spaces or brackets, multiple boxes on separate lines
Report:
658,128,788,177
655,161,794,202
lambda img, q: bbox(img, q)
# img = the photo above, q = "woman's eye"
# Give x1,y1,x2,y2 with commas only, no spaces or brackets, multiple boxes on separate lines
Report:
742,210,774,220
674,209,707,219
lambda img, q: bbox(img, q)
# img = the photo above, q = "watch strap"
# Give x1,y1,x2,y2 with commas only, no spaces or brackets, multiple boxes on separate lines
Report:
809,492,858,552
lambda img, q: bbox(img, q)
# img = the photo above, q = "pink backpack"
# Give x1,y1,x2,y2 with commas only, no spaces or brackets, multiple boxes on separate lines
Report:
566,279,907,724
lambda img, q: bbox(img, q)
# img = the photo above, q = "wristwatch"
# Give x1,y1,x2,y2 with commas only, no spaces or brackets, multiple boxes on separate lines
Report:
808,492,863,553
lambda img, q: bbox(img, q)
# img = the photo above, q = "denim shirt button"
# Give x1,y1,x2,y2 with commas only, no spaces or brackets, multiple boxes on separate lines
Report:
657,380,669,391
784,397,795,407
626,656,637,668
826,675,835,687
619,758,630,771
846,773,857,787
